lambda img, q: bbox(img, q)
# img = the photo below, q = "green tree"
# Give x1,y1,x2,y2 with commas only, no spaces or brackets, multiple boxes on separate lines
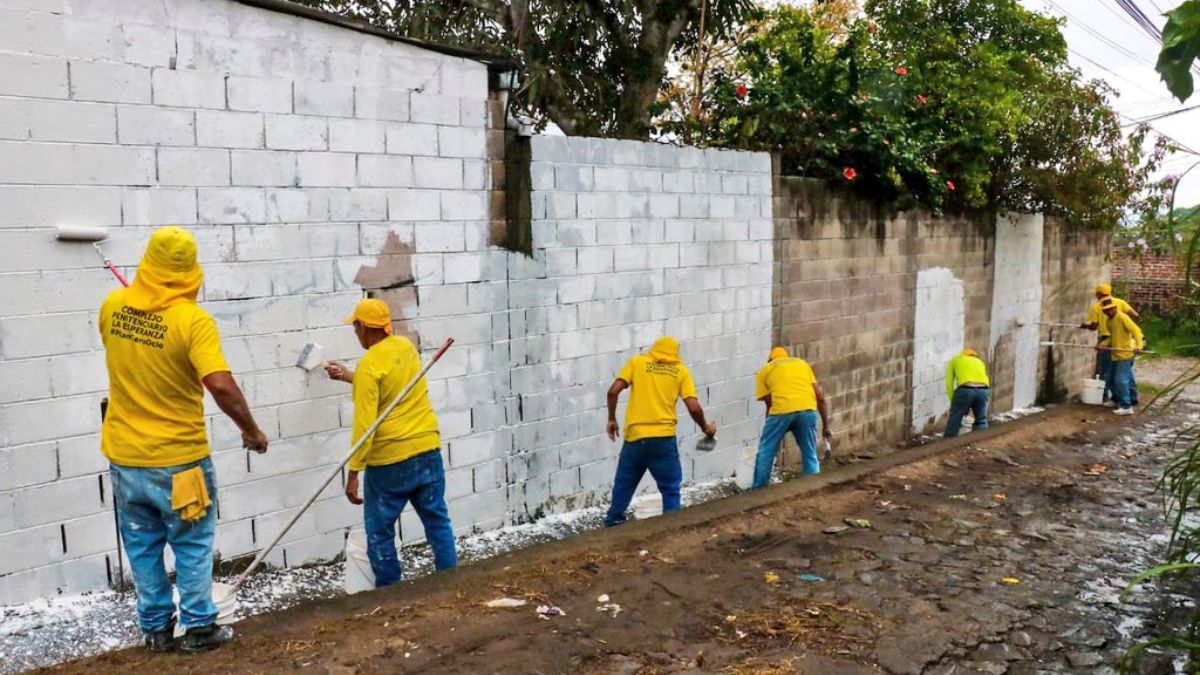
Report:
676,0,1159,226
294,0,750,139
1158,0,1200,101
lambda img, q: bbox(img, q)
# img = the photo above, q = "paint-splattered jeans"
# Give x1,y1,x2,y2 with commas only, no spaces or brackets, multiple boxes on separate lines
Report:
110,457,218,633
363,450,457,587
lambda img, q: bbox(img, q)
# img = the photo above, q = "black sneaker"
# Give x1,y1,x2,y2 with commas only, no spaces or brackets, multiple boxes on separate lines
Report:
179,624,234,653
144,618,177,653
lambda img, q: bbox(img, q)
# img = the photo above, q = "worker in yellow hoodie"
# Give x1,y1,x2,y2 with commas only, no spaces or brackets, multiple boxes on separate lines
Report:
1101,297,1144,415
324,299,455,586
100,227,268,654
603,337,716,526
1080,283,1140,405
944,349,991,437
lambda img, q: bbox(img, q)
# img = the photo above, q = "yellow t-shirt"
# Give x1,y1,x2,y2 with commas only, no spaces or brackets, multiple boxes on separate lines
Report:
100,289,229,467
350,336,440,471
1107,311,1144,361
617,354,697,442
945,354,990,400
1087,296,1133,339
754,357,818,415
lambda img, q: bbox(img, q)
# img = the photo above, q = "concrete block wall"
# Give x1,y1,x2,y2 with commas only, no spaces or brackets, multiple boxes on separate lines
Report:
988,214,1044,411
1037,219,1110,402
0,0,493,604
912,267,966,431
504,136,774,520
772,176,994,448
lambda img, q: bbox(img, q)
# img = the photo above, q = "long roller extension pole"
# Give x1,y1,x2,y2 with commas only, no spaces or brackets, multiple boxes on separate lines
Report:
1040,342,1156,354
230,337,455,591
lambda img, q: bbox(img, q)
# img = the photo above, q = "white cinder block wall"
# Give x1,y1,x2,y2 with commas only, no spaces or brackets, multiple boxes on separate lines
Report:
911,267,966,432
503,137,774,520
0,0,494,604
990,214,1044,410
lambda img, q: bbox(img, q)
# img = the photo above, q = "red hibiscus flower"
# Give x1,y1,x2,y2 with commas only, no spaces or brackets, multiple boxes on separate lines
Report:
918,94,928,105
843,168,857,181
735,83,748,98
946,180,956,191
895,67,908,75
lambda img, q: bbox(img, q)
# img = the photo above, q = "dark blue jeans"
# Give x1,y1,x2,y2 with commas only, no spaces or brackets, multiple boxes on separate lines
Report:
1111,358,1136,409
753,410,819,488
946,387,990,438
110,457,218,633
605,436,682,527
1099,350,1139,405
1098,349,1114,401
363,450,456,587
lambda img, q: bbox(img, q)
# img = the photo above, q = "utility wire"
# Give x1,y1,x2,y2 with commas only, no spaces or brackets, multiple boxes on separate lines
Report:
1045,0,1157,67
1124,103,1200,124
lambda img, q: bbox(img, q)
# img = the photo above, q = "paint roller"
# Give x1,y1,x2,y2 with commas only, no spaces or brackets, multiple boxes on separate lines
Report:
53,225,128,287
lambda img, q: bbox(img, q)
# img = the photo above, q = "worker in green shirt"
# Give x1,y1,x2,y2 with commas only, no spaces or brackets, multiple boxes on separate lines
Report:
944,349,990,437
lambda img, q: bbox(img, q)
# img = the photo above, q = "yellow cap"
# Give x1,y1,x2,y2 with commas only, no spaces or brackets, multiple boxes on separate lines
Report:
345,298,393,334
961,348,979,357
142,226,198,272
1095,283,1112,296
769,347,789,361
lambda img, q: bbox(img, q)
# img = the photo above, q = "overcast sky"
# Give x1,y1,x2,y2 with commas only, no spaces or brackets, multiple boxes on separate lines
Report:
1017,0,1200,209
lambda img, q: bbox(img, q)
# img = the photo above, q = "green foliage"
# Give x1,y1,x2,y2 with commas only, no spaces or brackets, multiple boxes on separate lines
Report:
1141,314,1200,358
293,0,751,139
1158,0,1200,102
674,0,1158,226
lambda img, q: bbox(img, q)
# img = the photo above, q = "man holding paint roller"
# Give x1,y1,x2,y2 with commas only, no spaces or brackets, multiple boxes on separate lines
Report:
323,299,457,586
100,226,269,653
1081,283,1140,405
1101,297,1145,415
751,347,832,488
603,336,716,526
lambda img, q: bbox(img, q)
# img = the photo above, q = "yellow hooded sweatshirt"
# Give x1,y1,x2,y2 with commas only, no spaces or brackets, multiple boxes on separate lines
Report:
100,227,230,467
616,337,697,441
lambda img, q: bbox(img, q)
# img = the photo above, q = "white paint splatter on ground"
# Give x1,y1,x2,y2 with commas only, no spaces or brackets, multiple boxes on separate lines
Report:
0,480,735,673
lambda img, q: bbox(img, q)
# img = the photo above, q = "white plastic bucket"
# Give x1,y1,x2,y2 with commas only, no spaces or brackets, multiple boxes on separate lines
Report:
632,494,662,520
343,530,375,595
1081,377,1105,405
170,580,237,637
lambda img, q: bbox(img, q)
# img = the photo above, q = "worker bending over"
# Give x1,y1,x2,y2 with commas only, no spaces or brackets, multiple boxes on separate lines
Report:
751,347,832,488
1100,298,1144,415
944,349,990,437
604,337,716,526
325,299,456,586
1080,283,1140,405
101,227,269,653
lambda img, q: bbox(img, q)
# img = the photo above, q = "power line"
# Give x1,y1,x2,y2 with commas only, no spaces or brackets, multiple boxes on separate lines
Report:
1067,46,1170,99
1044,0,1157,67
1125,103,1200,124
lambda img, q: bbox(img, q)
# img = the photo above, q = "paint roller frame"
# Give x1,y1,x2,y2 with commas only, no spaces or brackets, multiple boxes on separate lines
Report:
53,225,129,287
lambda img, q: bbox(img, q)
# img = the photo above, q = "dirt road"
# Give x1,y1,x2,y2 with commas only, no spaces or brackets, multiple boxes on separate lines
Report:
47,390,1199,674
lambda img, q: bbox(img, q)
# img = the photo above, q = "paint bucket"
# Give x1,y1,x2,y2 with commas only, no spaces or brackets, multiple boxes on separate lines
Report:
632,494,662,520
170,580,238,637
343,529,375,595
1081,377,1105,405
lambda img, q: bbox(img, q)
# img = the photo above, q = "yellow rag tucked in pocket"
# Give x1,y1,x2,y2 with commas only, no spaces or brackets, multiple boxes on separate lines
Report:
171,466,211,523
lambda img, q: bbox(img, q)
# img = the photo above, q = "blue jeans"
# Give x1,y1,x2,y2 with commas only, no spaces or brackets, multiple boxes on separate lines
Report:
1099,350,1139,404
1098,349,1114,401
753,410,819,488
605,436,682,526
363,450,456,587
110,457,218,633
946,387,990,438
1112,358,1135,409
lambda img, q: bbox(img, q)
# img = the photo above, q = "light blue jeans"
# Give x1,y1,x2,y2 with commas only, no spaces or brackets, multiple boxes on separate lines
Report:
363,450,457,587
110,457,218,633
753,410,819,488
1112,358,1136,409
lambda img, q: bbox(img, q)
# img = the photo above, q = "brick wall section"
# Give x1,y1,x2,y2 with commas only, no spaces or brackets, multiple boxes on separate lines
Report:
1111,246,1188,312
1038,220,1110,401
772,176,994,450
503,136,774,520
0,0,492,604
